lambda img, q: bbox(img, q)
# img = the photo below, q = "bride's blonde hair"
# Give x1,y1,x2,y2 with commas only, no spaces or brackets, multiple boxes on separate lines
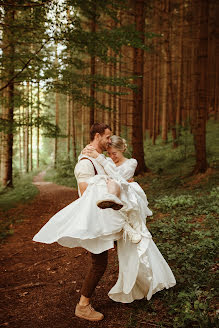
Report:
110,135,127,152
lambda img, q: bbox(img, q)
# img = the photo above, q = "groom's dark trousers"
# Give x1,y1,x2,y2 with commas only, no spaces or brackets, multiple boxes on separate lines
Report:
81,250,108,297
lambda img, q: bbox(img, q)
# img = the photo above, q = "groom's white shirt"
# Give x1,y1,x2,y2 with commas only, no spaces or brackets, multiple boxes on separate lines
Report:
74,153,107,185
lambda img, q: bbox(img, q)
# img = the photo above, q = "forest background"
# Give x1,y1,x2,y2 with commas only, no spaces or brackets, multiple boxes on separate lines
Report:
1,0,218,185
0,0,218,327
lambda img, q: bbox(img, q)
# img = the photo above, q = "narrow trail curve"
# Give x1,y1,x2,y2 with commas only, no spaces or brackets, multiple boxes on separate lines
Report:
0,173,131,328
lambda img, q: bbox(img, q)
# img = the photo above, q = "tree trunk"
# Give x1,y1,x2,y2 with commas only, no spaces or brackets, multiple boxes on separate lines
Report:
1,6,15,187
156,52,160,138
0,88,5,182
176,0,184,132
30,82,33,171
2,84,14,187
90,5,96,126
71,98,77,159
54,46,59,168
161,52,168,143
54,90,59,168
152,53,157,145
37,82,40,169
166,11,177,148
192,0,208,174
132,0,148,174
67,94,71,158
24,82,29,173
19,103,22,172
161,0,169,144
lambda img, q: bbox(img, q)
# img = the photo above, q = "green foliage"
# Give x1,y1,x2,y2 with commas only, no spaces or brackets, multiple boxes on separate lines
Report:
0,215,15,242
144,120,219,175
129,191,218,326
154,195,195,211
0,171,39,211
0,171,39,241
44,158,77,188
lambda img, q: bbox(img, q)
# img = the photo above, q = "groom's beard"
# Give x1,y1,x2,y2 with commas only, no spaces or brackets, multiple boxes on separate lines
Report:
99,140,109,152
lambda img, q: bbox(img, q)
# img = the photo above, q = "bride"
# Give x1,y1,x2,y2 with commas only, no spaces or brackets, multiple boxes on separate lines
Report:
33,135,176,303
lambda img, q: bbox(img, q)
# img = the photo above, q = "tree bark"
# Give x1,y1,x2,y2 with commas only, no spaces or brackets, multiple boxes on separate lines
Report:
37,82,40,169
90,4,96,126
24,82,29,173
67,94,71,158
161,51,168,143
176,0,184,132
54,47,59,168
132,0,148,174
1,5,15,187
54,90,59,168
192,0,208,174
30,82,33,171
71,97,77,160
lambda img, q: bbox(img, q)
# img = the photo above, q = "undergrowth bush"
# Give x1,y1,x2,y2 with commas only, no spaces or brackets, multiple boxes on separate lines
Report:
149,210,218,327
131,177,219,327
0,171,39,211
44,158,77,188
0,171,39,241
154,195,195,211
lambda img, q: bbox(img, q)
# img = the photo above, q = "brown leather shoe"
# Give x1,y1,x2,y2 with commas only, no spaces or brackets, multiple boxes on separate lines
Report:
75,303,104,321
97,194,123,210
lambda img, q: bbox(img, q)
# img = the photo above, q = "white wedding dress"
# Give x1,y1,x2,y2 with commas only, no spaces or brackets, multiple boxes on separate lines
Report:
33,155,176,302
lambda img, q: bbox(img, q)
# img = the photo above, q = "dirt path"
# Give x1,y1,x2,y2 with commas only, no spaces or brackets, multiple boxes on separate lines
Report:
0,173,132,328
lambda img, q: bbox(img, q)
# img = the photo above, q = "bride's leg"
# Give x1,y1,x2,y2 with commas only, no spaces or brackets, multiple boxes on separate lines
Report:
123,221,142,244
119,211,142,244
96,178,123,210
107,179,121,197
126,210,142,233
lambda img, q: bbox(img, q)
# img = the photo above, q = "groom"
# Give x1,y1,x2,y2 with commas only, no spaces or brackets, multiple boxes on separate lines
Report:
74,122,116,321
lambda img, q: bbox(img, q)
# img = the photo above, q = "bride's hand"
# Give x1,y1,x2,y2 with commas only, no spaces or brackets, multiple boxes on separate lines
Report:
82,145,99,159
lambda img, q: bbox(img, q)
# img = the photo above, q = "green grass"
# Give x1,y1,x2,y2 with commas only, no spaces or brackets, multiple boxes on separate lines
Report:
0,171,39,241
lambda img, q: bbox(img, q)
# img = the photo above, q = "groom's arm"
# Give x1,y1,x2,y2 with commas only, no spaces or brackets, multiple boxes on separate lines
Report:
74,159,96,196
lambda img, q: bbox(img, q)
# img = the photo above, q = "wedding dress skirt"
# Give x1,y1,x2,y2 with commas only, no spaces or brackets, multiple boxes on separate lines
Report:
33,175,126,254
108,223,176,303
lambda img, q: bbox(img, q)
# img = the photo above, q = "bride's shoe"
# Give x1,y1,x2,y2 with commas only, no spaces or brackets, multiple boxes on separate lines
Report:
123,222,142,244
97,194,123,211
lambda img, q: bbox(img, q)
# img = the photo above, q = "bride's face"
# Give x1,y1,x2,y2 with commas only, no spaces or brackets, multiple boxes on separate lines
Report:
108,146,124,164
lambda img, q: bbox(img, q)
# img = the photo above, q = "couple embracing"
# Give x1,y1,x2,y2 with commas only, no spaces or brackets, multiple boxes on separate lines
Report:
33,123,176,322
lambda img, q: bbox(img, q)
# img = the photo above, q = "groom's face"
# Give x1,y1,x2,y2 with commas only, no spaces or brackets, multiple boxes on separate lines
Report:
98,128,112,152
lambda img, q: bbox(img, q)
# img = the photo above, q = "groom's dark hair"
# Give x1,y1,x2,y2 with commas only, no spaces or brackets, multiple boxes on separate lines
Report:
90,123,112,141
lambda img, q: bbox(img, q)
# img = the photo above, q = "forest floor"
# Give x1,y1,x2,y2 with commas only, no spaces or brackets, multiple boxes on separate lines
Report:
0,172,139,328
1,167,218,328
